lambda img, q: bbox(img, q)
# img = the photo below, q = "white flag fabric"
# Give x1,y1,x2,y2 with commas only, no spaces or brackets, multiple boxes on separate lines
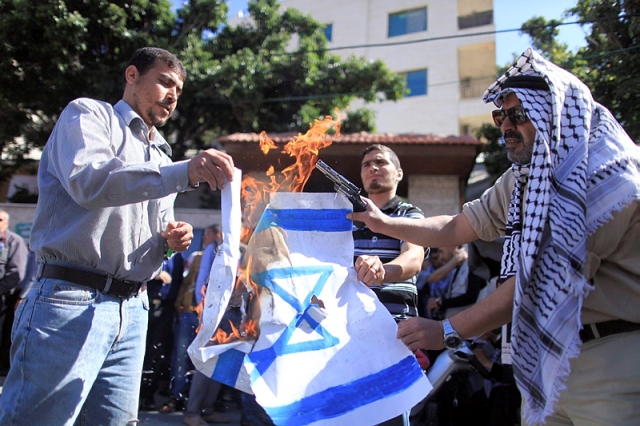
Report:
189,179,432,425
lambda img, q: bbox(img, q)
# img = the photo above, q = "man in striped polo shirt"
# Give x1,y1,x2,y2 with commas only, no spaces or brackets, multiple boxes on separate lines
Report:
353,144,425,322
352,144,426,426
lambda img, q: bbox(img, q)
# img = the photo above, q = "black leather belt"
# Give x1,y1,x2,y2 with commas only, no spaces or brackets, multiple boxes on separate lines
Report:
579,319,640,343
40,264,143,299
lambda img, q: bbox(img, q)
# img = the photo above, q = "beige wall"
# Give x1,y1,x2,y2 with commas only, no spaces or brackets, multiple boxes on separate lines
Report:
458,41,496,100
408,175,461,217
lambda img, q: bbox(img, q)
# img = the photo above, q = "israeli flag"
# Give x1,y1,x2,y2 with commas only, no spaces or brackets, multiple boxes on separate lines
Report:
190,178,432,425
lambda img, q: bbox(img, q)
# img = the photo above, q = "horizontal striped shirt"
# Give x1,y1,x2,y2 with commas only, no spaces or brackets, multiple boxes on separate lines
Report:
353,196,424,317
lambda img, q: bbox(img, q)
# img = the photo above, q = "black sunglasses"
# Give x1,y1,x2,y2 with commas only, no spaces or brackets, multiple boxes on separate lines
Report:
492,105,528,127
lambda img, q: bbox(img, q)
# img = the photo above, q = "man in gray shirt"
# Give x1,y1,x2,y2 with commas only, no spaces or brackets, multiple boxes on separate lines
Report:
0,47,234,426
0,210,27,374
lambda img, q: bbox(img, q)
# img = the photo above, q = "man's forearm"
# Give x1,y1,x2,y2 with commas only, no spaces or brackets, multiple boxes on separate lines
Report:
382,243,424,283
377,214,478,248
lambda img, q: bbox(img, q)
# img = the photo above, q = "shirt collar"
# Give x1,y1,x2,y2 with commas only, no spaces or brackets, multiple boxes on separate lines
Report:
114,100,172,157
380,195,402,213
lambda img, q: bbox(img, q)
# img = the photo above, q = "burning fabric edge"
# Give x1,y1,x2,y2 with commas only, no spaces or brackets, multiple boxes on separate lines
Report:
188,172,432,425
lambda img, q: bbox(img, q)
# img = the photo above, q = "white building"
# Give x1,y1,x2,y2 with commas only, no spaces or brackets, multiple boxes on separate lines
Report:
280,0,496,136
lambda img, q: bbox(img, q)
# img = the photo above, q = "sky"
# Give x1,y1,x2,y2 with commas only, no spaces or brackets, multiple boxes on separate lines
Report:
494,0,588,65
172,0,589,66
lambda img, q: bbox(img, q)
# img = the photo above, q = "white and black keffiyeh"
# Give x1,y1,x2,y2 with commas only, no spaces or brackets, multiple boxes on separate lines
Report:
483,48,640,425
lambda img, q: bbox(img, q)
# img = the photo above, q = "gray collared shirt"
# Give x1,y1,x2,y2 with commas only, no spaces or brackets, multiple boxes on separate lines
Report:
30,98,190,282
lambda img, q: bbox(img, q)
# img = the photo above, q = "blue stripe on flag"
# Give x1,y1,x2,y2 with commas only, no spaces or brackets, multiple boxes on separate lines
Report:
212,349,245,387
263,355,424,425
255,208,352,234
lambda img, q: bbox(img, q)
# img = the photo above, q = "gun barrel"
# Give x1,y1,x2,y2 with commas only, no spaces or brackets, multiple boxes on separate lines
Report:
316,160,358,190
315,160,337,181
315,159,367,212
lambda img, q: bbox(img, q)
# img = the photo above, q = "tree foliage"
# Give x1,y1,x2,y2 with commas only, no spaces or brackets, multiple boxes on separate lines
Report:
166,0,405,158
0,0,405,178
519,0,640,142
476,123,510,180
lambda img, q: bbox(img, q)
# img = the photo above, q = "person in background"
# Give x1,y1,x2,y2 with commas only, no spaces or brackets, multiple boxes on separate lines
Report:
352,144,425,426
161,251,203,414
183,224,230,426
194,224,222,306
425,245,486,320
351,49,640,425
140,252,184,410
418,246,466,319
0,211,28,375
0,47,235,425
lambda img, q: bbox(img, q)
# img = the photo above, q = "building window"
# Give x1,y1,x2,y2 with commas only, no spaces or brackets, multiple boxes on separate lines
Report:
388,7,427,37
459,75,495,99
405,69,428,97
323,23,333,41
458,10,493,29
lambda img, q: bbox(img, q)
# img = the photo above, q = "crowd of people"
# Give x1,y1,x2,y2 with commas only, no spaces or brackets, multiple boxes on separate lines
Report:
0,44,636,426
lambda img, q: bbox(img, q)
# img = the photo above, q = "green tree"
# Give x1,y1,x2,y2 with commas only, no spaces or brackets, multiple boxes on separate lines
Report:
519,16,577,68
166,0,404,159
475,123,510,180
567,0,640,141
0,0,176,181
517,1,640,142
0,0,405,178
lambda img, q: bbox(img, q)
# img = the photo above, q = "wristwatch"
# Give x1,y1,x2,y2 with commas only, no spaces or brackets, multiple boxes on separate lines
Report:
442,319,463,350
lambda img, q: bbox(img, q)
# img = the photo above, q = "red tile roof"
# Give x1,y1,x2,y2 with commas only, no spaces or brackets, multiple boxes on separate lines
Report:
218,131,482,146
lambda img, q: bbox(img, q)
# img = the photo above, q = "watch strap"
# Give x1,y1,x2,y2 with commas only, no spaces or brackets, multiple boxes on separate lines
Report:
442,318,456,336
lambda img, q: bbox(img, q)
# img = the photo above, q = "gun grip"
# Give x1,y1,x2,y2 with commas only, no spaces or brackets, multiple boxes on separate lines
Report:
351,195,367,212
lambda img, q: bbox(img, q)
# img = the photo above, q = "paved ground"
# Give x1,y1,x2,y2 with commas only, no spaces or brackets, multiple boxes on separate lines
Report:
0,376,244,426
137,404,243,426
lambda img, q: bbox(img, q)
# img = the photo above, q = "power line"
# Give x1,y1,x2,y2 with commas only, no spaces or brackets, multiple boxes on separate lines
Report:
195,12,640,106
276,13,639,56
196,44,640,105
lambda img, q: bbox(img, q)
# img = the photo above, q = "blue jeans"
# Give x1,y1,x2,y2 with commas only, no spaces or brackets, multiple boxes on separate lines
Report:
170,311,199,400
0,277,149,426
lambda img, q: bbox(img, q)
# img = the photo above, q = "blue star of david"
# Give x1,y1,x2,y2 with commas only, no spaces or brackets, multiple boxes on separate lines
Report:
246,264,340,380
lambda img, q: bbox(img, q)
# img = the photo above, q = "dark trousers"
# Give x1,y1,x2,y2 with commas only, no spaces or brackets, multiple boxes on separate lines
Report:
140,299,176,403
0,292,19,373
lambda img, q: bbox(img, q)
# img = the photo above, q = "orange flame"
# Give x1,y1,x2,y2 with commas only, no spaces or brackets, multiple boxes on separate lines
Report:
259,114,340,195
207,113,341,346
195,282,207,334
211,319,244,345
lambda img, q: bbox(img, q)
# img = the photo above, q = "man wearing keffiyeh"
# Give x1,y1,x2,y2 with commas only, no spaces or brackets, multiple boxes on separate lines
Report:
349,48,640,425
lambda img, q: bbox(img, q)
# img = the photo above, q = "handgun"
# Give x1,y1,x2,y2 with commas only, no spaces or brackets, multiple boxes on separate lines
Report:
315,159,368,212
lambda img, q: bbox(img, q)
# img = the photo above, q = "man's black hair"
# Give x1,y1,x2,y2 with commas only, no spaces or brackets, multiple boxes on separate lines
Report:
361,144,401,170
123,47,186,88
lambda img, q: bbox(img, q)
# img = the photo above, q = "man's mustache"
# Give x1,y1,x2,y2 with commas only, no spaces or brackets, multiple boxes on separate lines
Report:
503,130,523,141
